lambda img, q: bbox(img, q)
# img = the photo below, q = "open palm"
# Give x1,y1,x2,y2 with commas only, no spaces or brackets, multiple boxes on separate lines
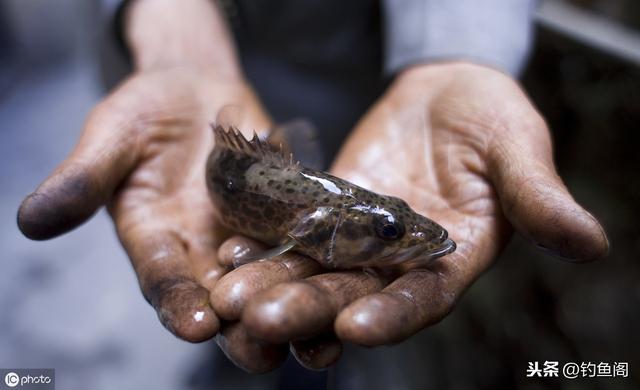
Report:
210,63,609,372
18,66,270,341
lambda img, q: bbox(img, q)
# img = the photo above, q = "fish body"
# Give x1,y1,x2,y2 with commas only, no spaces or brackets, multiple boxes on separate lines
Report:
206,126,456,269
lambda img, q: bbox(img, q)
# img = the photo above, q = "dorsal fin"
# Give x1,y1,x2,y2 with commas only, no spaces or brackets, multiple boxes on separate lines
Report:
267,119,324,170
212,124,294,168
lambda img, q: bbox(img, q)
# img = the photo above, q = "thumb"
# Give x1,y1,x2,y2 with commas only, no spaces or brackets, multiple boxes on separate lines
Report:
487,118,609,262
17,104,140,240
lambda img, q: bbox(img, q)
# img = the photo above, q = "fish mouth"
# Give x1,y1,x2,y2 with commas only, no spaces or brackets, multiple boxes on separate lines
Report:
354,238,457,268
420,238,457,260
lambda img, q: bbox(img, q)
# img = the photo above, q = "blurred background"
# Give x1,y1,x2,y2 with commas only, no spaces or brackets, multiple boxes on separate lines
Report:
0,0,638,389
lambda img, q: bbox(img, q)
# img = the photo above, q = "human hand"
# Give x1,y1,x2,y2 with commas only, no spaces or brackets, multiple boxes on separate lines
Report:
17,0,271,342
209,62,609,371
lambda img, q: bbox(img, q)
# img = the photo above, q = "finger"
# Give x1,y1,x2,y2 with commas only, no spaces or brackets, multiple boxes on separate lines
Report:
335,235,497,346
17,104,140,240
191,243,227,291
290,333,343,370
487,116,609,262
335,271,445,346
186,227,229,291
217,235,268,268
210,250,322,320
216,321,289,373
242,270,386,343
123,228,219,342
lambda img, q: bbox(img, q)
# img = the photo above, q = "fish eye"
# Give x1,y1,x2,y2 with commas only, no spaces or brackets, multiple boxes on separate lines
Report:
375,216,405,241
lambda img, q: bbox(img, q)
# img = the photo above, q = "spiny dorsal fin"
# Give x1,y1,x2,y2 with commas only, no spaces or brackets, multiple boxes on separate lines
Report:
212,124,293,168
267,118,324,170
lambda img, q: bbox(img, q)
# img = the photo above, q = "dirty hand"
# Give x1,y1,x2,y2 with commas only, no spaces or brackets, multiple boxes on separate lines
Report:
209,62,609,371
17,0,271,342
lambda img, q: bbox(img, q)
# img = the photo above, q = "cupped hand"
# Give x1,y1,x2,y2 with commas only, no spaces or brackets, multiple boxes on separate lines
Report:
17,65,271,342
209,62,609,371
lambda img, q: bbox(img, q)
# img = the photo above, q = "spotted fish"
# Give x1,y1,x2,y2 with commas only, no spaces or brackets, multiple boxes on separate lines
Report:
206,125,456,269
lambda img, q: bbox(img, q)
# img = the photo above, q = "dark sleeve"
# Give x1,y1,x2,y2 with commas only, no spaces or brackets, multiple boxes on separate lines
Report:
98,0,131,90
382,0,537,76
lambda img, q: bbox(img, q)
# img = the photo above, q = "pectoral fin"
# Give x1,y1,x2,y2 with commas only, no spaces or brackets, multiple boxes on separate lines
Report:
238,239,297,263
289,207,345,267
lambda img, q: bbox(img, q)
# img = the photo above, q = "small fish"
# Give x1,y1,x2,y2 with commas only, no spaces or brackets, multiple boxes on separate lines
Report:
206,125,456,269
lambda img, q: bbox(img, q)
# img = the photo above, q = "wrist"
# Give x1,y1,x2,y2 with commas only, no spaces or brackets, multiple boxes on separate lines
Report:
395,61,491,85
389,61,516,101
124,0,241,77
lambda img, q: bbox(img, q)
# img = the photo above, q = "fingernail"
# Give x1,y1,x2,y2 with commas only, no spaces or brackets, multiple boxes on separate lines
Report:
534,242,578,262
586,211,610,258
291,334,342,370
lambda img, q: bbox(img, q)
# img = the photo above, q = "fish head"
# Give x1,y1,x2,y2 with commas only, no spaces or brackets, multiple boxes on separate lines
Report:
327,198,456,268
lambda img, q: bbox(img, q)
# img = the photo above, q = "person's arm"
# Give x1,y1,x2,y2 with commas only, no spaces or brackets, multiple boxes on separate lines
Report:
124,0,240,73
98,0,242,88
383,0,537,76
18,0,270,343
